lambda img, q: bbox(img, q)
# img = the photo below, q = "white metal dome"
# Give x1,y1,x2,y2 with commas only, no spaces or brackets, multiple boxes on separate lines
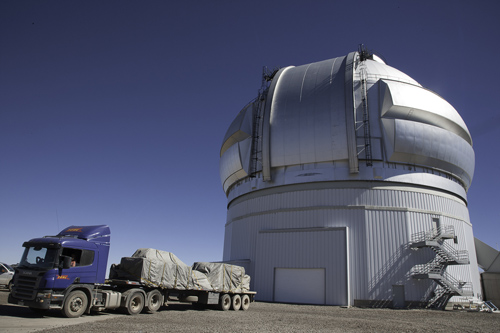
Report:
220,51,474,202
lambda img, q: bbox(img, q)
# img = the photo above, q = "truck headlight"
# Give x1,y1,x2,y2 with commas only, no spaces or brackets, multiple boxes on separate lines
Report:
37,292,51,299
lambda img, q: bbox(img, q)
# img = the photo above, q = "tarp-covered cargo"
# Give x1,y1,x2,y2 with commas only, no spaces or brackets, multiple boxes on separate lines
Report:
192,262,250,293
110,248,211,290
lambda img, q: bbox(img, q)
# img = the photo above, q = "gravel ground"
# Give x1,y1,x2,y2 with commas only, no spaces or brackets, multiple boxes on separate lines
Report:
35,301,500,333
2,289,499,332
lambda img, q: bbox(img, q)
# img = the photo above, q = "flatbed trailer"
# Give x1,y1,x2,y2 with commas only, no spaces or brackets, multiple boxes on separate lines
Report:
8,225,256,318
98,279,256,314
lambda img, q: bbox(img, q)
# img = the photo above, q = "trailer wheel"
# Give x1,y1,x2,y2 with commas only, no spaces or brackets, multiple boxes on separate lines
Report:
231,294,241,311
145,289,163,313
241,294,250,311
125,291,145,315
219,294,231,311
62,290,88,318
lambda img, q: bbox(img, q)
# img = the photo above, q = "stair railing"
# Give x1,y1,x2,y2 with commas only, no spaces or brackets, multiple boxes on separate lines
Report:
411,225,455,243
431,241,469,263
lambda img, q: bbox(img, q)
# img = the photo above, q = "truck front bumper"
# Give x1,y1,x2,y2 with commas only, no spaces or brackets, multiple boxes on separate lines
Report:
9,290,64,310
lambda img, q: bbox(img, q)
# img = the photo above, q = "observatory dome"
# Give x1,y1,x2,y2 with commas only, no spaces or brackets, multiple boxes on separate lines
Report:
220,49,480,308
220,52,474,202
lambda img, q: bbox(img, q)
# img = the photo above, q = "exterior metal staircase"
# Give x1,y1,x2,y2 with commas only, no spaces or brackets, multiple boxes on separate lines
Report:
410,225,473,309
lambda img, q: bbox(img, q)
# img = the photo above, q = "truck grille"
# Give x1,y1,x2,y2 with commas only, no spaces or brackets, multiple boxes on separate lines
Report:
11,273,41,300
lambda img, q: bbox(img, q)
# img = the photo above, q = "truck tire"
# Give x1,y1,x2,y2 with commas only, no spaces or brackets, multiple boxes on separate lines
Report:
231,294,241,311
124,291,145,315
219,293,231,311
62,290,88,318
241,294,250,311
145,289,163,313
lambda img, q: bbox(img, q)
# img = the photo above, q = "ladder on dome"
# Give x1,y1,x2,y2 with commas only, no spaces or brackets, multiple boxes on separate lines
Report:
249,67,278,177
410,225,473,309
356,61,373,167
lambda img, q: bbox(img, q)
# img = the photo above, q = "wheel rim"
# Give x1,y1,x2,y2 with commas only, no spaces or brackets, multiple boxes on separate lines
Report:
70,297,84,313
131,296,142,311
241,295,250,310
151,295,159,307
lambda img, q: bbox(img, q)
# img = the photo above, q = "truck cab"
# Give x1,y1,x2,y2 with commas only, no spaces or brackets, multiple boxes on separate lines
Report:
9,225,110,311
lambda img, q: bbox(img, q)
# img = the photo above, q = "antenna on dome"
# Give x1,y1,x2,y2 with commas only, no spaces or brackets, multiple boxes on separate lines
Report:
258,66,280,99
359,44,388,64
358,44,373,61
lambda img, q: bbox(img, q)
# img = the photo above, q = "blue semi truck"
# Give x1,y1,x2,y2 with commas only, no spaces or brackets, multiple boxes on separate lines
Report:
8,225,254,317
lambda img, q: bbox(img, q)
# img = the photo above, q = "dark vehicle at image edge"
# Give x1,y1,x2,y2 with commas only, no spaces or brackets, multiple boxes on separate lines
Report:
8,225,255,318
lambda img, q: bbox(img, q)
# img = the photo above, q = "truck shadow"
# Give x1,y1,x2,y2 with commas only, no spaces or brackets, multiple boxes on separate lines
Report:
0,303,122,319
0,303,49,318
163,303,213,312
0,303,213,319
0,303,215,318
1,290,217,318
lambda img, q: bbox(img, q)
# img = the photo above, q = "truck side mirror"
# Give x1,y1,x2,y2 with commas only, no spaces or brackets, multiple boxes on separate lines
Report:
60,255,72,269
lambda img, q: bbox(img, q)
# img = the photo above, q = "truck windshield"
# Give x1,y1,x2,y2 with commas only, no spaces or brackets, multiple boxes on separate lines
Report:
19,246,59,270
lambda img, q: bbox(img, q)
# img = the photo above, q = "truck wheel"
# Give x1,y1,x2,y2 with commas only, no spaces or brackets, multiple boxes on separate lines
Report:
241,294,250,311
62,290,88,318
8,281,12,292
219,294,231,311
125,291,145,315
231,294,241,311
145,289,162,313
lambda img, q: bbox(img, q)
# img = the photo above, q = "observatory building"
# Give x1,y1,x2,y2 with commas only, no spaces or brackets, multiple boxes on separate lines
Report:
219,48,481,308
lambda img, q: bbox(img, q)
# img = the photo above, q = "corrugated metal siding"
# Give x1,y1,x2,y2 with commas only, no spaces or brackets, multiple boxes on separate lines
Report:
227,187,470,224
365,210,411,301
255,228,347,305
222,222,232,261
223,184,479,304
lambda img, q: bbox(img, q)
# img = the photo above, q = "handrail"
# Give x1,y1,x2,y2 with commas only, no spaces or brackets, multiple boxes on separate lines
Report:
411,265,472,294
435,241,469,263
411,260,444,275
410,224,473,307
411,225,455,243
441,271,472,294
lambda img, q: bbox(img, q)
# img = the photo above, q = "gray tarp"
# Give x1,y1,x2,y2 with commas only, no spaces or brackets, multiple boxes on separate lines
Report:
110,248,211,290
192,262,250,293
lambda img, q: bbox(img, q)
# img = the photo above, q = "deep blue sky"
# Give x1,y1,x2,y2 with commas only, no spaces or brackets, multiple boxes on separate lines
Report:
1,1,499,268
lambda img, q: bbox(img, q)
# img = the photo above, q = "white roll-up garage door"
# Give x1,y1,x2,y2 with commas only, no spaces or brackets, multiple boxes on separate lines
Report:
255,227,348,305
274,268,325,304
